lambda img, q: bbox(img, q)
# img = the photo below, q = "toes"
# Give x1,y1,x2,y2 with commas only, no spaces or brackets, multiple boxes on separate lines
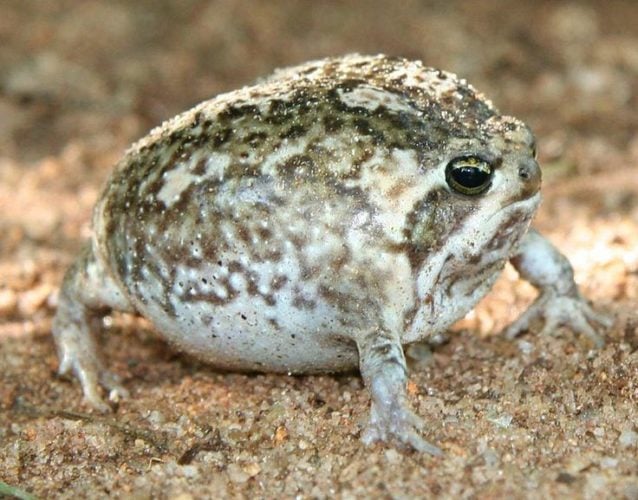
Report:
61,356,127,411
362,420,442,456
504,322,525,340
57,356,72,377
504,317,531,339
568,313,605,348
585,307,614,329
74,366,110,412
506,294,608,348
404,408,426,431
363,404,441,456
361,425,383,446
405,429,443,456
539,315,559,337
503,302,539,339
101,372,130,401
82,384,112,413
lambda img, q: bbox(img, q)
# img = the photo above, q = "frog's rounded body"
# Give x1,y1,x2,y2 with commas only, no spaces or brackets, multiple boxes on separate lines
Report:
91,54,539,373
54,55,606,454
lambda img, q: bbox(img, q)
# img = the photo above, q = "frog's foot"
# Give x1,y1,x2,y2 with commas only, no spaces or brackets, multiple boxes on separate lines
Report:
57,343,129,413
53,243,134,411
357,328,442,456
362,398,442,456
504,291,613,348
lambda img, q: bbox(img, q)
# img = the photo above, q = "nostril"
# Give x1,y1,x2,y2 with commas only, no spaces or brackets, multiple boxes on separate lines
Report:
518,166,531,180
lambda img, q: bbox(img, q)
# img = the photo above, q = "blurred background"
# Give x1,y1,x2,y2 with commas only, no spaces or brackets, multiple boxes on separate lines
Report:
1,1,637,498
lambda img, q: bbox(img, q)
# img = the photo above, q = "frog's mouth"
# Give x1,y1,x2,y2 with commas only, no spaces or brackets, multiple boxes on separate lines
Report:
498,192,541,239
485,191,541,227
507,191,542,216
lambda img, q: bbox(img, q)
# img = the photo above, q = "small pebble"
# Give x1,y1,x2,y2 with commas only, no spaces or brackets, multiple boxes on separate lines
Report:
487,413,513,429
599,457,618,469
18,283,53,316
227,463,249,484
0,288,18,316
384,449,402,465
619,429,638,448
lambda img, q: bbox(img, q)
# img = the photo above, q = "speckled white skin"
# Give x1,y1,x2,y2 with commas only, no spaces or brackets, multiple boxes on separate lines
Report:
52,54,611,455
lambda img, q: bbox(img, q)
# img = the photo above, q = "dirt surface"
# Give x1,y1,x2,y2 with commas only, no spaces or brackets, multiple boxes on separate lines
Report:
1,1,638,498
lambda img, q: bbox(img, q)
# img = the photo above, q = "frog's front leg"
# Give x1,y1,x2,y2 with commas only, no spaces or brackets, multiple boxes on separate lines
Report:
356,328,442,456
505,229,612,347
52,243,133,411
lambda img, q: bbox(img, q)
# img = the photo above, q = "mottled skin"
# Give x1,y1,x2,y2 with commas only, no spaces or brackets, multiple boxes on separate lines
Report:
53,54,610,455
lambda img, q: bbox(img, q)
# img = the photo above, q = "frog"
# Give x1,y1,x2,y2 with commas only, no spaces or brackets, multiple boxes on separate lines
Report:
52,54,611,455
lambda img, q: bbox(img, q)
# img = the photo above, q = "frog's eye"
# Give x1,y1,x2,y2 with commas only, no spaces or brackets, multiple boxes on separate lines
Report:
445,156,493,196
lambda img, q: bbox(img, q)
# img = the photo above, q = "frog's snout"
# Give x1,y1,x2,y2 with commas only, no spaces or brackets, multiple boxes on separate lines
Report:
518,158,541,198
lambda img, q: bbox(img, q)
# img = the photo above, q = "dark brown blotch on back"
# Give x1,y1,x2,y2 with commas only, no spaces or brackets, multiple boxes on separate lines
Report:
270,275,289,291
191,157,208,176
218,104,261,122
323,114,344,133
244,131,268,147
265,99,292,125
292,294,317,311
225,161,262,180
235,224,252,245
211,127,234,147
280,123,308,140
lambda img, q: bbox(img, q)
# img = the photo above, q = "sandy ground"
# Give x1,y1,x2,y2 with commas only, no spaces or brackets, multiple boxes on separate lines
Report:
1,1,638,498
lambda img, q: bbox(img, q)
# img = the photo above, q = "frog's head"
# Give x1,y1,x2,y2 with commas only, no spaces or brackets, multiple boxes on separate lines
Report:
404,115,541,268
442,115,541,205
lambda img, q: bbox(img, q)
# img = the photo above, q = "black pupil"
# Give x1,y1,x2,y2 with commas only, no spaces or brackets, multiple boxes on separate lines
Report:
452,166,489,188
